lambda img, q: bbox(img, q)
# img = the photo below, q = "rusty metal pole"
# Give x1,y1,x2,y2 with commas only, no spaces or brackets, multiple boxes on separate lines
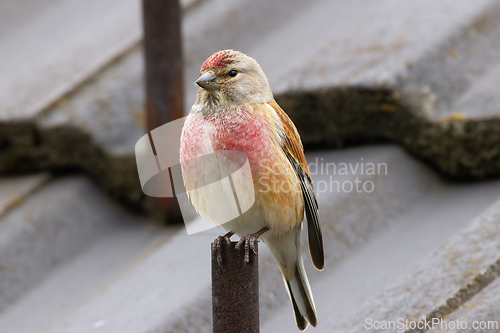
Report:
212,242,259,333
142,0,184,221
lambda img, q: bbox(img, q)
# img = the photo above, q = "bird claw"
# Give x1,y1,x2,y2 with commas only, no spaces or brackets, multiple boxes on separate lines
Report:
212,231,234,272
235,236,251,264
235,227,269,264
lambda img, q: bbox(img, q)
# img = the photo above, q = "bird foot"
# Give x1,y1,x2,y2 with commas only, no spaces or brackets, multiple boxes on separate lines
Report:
235,227,269,264
212,231,234,271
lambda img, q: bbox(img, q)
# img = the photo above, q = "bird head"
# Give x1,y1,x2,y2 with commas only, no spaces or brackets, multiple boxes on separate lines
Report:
194,50,273,110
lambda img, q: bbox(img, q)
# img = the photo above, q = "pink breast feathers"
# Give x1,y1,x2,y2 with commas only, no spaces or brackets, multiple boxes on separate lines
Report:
180,113,213,163
180,109,278,175
205,111,276,168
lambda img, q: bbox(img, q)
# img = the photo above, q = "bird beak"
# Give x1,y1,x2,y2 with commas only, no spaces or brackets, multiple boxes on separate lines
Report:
196,72,219,91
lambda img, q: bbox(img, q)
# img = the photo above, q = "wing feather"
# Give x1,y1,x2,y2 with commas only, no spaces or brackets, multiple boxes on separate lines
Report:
268,101,324,270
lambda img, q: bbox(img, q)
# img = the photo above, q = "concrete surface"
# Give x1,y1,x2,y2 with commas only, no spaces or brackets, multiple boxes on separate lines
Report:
313,188,500,333
429,278,500,333
0,0,198,121
0,173,50,216
262,148,500,333
0,207,160,333
0,0,140,121
0,176,157,313
1,146,499,332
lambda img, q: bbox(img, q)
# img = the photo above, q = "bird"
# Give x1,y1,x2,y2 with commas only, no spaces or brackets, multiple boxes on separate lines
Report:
179,49,324,330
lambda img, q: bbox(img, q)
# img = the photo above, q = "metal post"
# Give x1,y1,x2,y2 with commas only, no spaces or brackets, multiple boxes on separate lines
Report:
142,0,184,221
212,242,259,333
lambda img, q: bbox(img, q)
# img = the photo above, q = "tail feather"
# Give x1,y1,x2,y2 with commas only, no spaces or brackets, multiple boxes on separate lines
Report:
266,230,318,330
287,279,308,330
285,259,317,330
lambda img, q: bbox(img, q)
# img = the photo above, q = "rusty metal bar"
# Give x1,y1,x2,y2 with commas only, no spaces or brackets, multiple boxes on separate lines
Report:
142,0,184,221
212,241,259,333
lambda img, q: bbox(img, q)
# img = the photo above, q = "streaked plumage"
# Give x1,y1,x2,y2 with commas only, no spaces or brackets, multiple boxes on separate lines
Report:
180,50,324,330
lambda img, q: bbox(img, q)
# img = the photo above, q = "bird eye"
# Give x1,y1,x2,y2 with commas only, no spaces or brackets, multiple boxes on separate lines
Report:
228,70,237,77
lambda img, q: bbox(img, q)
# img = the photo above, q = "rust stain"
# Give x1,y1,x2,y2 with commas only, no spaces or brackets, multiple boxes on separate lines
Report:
380,103,397,112
134,109,146,127
439,113,467,123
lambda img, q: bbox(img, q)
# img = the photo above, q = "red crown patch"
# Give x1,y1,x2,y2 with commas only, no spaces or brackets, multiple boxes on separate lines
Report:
201,50,234,70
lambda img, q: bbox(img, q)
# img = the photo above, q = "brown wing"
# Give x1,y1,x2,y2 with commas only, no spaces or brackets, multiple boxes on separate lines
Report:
268,101,324,270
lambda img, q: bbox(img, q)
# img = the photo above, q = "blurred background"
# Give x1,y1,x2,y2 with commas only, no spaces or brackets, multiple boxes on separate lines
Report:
1,0,500,332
